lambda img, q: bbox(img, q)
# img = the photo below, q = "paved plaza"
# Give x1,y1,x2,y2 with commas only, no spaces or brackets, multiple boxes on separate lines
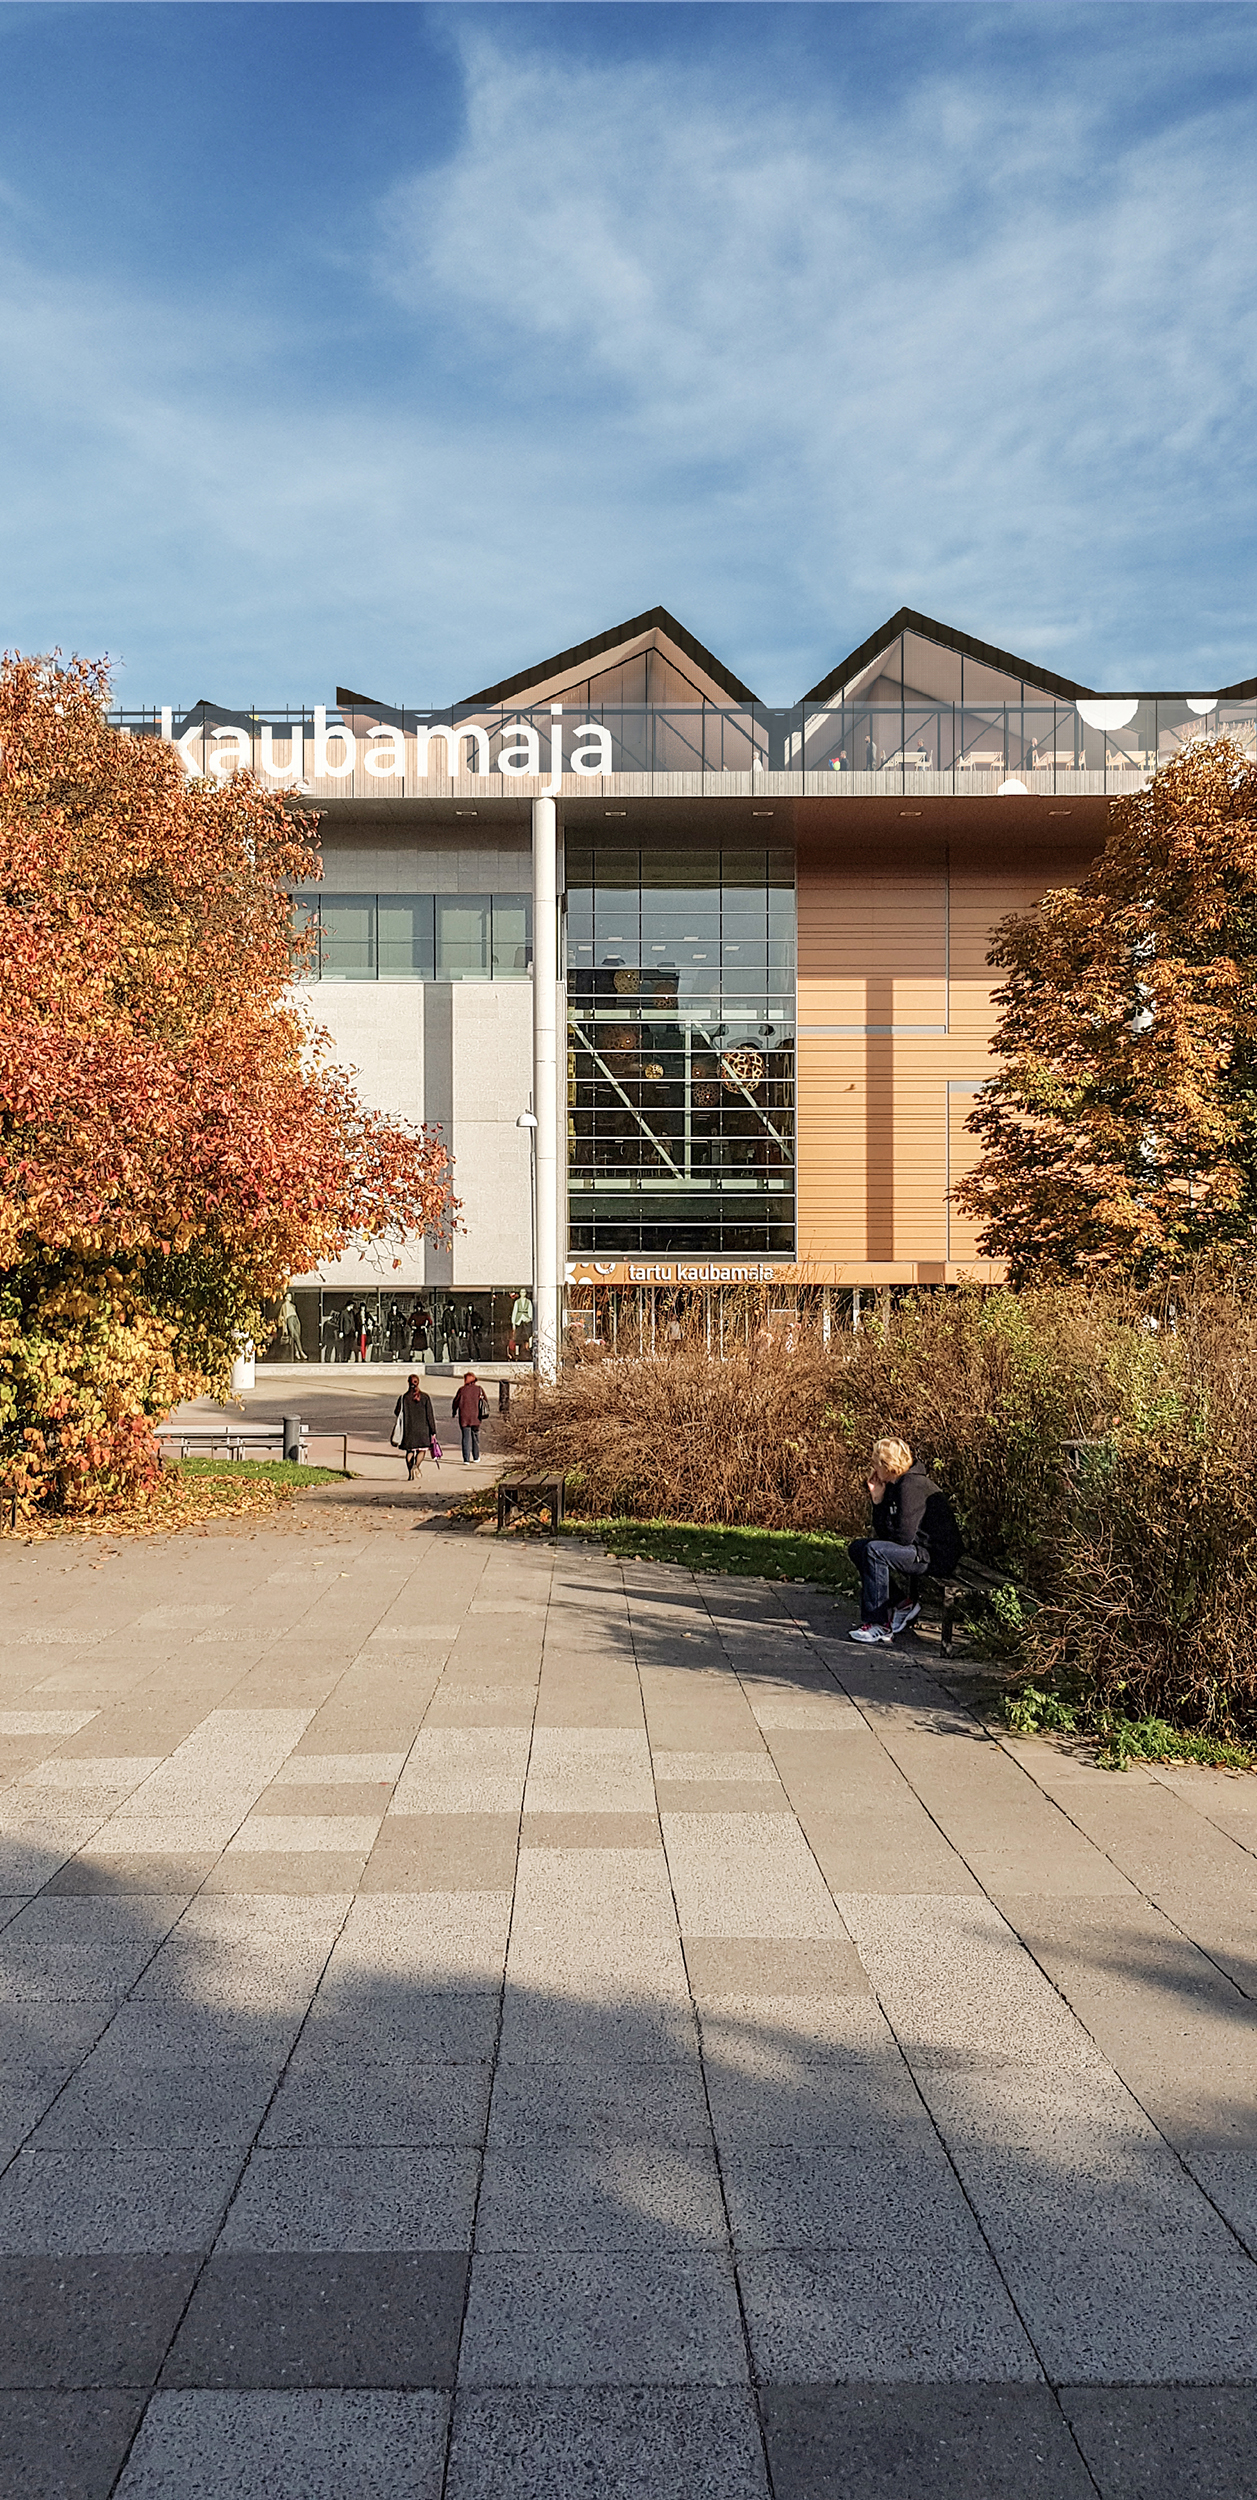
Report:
0,1492,1255,2497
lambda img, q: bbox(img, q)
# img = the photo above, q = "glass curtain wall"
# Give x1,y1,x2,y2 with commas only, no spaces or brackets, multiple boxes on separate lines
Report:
566,844,796,1256
296,893,533,979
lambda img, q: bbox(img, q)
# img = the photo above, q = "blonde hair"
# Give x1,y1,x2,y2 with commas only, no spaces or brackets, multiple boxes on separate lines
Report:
873,1436,913,1480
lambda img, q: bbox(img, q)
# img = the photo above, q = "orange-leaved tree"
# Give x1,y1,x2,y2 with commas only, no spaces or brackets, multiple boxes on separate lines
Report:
0,653,454,1515
955,735,1257,1283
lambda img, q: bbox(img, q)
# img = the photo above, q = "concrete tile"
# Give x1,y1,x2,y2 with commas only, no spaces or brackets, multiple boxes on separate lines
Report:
43,1855,216,1896
220,2147,480,2250
0,2253,197,2386
1060,2387,1257,2500
0,2390,146,2500
739,2243,1040,2383
223,1814,382,1854
31,2058,279,2151
425,1687,537,1726
703,2038,932,2153
83,1816,242,1855
0,1713,100,1736
963,2167,1257,2382
723,2145,984,2252
0,2148,241,2251
248,1783,394,1817
20,1757,164,1793
657,1783,792,1814
476,2144,726,2251
458,2252,747,2385
391,1728,530,1814
663,1816,848,1939
0,2082,62,2165
497,1993,700,2067
324,1892,511,1993
160,2252,467,2388
487,2061,712,2149
261,2058,492,2148
762,2386,1093,2499
520,1812,660,1849
303,1992,499,2064
273,1754,406,1783
1186,2150,1257,2257
0,1896,186,2003
445,2388,768,2500
200,1852,369,1895
685,1938,867,1998
114,2390,449,2500
361,1815,518,1892
653,1751,777,1782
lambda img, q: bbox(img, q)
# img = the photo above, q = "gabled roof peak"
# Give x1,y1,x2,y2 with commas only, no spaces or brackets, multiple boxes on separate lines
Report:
460,606,758,708
803,608,1093,707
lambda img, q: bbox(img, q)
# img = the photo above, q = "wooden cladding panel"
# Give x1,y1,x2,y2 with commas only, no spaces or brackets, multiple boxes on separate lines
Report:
796,841,1094,1266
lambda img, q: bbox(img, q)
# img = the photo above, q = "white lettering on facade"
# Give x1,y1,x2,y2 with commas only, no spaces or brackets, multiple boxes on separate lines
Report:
312,706,356,780
413,722,492,778
363,726,405,779
496,721,542,778
569,723,613,777
260,724,304,783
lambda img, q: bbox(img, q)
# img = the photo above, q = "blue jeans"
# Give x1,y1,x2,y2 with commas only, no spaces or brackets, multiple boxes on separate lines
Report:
461,1424,480,1462
848,1537,928,1622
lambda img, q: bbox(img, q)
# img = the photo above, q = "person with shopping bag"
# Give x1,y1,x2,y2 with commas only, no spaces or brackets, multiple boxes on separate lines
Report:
452,1371,490,1464
392,1374,437,1481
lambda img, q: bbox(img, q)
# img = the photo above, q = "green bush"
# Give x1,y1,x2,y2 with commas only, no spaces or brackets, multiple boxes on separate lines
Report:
510,1272,1257,1739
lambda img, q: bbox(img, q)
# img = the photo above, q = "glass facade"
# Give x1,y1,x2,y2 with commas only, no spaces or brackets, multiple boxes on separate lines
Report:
297,892,533,980
566,844,795,1257
266,1288,534,1365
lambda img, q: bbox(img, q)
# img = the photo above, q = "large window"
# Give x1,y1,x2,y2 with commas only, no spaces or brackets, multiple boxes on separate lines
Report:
566,845,796,1257
297,892,533,980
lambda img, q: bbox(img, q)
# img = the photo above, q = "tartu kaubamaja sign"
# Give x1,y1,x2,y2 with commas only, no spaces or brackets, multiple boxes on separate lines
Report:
160,704,611,796
568,1262,781,1286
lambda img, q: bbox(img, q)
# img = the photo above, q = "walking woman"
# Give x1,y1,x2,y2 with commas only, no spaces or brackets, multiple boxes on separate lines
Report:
393,1373,437,1482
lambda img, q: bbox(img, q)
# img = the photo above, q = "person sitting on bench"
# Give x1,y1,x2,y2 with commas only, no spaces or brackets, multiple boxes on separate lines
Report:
848,1436,962,1646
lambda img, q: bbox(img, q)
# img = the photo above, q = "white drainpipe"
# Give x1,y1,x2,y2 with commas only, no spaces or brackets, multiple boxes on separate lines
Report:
532,794,560,1379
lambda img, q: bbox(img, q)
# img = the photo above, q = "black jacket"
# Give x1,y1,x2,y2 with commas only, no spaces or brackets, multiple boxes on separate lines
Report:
871,1460,940,1553
395,1390,436,1452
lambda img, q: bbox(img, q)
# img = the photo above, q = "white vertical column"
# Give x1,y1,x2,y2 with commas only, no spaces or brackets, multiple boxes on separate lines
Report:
532,795,560,1379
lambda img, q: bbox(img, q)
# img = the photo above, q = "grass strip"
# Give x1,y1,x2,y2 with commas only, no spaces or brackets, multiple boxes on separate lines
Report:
173,1458,347,1487
562,1516,859,1590
1003,1683,1254,1772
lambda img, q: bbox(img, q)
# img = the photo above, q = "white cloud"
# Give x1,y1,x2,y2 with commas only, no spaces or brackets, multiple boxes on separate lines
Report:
1,13,1256,697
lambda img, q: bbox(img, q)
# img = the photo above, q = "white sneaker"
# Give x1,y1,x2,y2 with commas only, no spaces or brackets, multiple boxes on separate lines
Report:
849,1620,892,1645
890,1601,921,1635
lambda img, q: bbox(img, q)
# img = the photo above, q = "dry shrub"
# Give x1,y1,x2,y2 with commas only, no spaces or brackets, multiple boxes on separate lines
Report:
511,1274,1257,1735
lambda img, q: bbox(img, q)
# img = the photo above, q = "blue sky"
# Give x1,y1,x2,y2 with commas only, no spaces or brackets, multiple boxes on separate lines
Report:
2,1,1256,703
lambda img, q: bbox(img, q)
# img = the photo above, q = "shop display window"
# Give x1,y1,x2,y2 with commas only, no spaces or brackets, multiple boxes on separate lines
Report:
259,1288,535,1365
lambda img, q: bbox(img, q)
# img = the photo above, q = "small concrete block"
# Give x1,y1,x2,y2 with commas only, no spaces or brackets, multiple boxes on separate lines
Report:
520,1814,660,1850
0,2390,146,2500
685,1938,868,1998
43,1856,217,1897
273,1754,406,1784
656,1783,792,1815
458,2252,748,2385
199,1852,369,1895
219,2147,480,2251
0,2253,197,2386
738,2245,1040,2382
652,1752,778,1782
0,2148,242,2251
0,1714,100,1737
1060,2387,1257,2499
486,2062,713,2149
497,1995,700,2067
247,1783,394,1817
445,2387,769,2500
475,2144,726,2251
762,2385,1093,2498
31,2058,279,2151
303,1992,499,2064
663,1816,848,1938
361,1815,518,1892
160,2252,467,2387
114,2390,449,2500
261,2058,492,2149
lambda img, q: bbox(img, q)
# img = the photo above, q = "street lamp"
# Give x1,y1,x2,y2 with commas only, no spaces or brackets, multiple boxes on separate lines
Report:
516,1110,539,1373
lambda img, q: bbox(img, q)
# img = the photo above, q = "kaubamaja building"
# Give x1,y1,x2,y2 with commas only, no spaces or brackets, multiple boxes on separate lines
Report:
115,607,1257,1370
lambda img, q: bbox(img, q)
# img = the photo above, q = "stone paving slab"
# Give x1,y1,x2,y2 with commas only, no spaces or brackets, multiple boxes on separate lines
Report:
2,1510,1257,2495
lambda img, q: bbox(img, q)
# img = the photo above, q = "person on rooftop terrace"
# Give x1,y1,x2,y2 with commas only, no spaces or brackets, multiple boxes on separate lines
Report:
847,1436,962,1646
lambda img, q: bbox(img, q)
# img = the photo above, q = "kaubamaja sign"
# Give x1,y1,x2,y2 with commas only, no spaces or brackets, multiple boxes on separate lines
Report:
160,703,612,796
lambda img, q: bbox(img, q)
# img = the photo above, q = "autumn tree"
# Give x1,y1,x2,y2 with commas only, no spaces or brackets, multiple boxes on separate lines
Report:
0,654,454,1514
955,735,1257,1284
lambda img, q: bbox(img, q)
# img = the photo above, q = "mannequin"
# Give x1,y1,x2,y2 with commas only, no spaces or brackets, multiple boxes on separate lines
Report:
277,1292,306,1360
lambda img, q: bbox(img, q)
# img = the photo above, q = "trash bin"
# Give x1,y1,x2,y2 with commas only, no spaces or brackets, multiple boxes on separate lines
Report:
282,1415,302,1464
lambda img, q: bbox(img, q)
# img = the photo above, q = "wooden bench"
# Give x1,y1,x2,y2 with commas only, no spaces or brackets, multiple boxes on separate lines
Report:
910,1557,1030,1655
155,1421,309,1464
496,1475,565,1537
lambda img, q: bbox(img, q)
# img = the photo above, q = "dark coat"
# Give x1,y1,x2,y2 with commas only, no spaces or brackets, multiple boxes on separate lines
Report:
395,1390,436,1452
453,1382,489,1427
870,1459,940,1553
